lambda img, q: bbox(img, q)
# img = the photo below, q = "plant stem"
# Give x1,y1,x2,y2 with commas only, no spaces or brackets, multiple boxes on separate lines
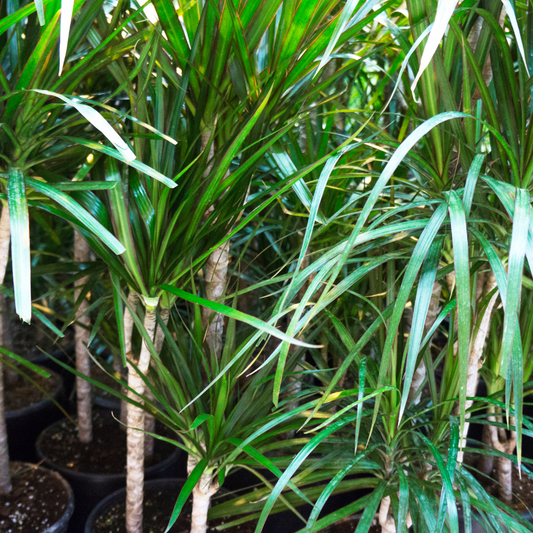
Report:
202,242,229,358
479,423,494,475
144,306,171,458
125,301,157,533
200,129,229,358
188,454,219,533
74,231,92,443
378,496,396,533
0,204,11,494
456,272,498,463
408,281,442,404
488,408,516,505
121,290,139,427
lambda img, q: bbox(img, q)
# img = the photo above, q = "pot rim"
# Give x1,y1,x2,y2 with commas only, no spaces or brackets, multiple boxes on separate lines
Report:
84,477,187,533
10,461,75,533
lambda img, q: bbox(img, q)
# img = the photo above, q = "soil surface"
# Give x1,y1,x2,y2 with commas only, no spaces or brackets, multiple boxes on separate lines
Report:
5,371,59,412
92,486,257,533
486,464,533,514
0,462,69,532
37,410,176,474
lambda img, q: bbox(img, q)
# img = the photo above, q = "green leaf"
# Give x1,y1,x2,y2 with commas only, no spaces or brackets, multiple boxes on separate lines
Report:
446,190,471,435
25,177,125,255
51,182,117,191
500,188,529,377
321,112,466,313
399,235,443,421
61,137,177,189
254,414,358,533
419,433,458,533
412,0,458,91
8,168,31,323
463,154,484,218
315,0,380,77
59,0,75,75
165,458,209,532
190,413,214,430
35,0,45,25
0,345,50,377
160,286,317,348
33,90,135,161
354,480,388,533
397,467,409,533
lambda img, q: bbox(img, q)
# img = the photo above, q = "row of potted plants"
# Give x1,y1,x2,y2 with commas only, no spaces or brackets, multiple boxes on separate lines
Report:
0,0,532,532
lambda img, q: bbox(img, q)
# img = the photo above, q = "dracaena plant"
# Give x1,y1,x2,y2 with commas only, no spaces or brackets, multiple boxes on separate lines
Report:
68,282,316,533
76,2,394,531
0,0,179,495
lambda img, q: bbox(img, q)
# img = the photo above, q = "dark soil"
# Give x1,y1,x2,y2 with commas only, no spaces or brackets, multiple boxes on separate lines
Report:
0,462,69,532
92,486,257,533
37,411,175,474
5,371,59,412
485,464,533,514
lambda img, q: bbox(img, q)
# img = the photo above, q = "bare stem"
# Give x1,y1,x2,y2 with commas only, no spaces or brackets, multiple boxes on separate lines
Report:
188,454,219,533
125,302,157,533
144,306,171,458
121,290,139,427
456,273,498,463
0,205,11,494
74,231,92,443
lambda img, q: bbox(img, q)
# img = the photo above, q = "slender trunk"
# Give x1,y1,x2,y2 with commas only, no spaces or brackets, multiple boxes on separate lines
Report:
408,281,442,404
488,410,516,505
378,494,411,533
74,231,92,443
497,455,514,504
202,242,229,358
153,306,170,355
378,496,396,533
121,290,139,427
125,301,157,533
479,423,494,475
456,273,498,463
188,454,219,533
0,205,11,494
200,130,231,359
144,307,171,458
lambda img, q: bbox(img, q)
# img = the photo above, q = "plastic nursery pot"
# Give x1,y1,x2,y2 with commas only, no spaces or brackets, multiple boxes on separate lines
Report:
85,478,308,533
36,412,183,533
93,392,121,412
6,368,64,463
0,462,74,533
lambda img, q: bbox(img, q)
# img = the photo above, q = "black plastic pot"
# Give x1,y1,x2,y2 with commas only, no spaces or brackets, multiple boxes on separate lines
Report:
42,467,75,533
36,426,182,533
85,477,311,533
6,369,64,462
5,462,75,533
93,392,121,412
